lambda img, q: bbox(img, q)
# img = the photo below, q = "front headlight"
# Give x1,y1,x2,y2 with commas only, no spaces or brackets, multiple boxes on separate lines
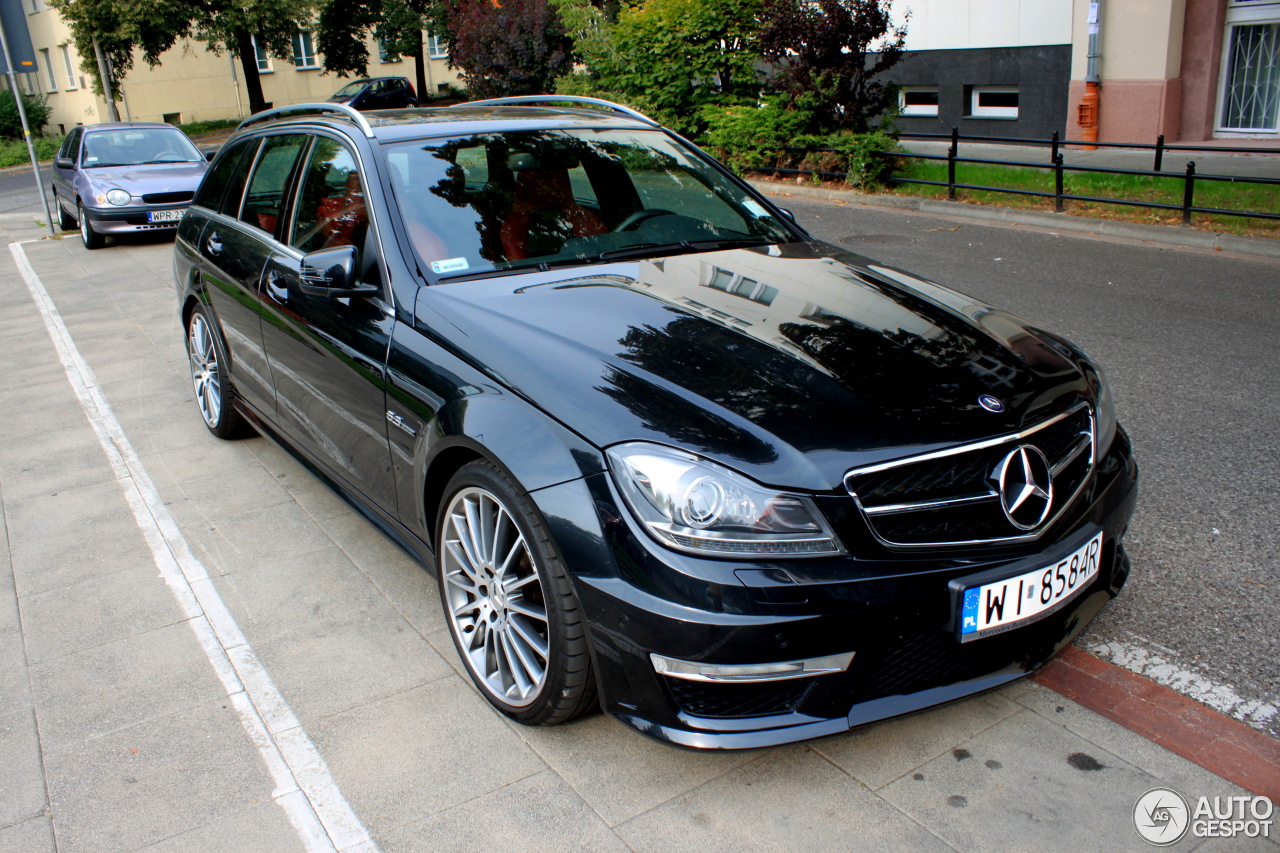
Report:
606,442,844,558
1088,361,1118,456
103,189,131,206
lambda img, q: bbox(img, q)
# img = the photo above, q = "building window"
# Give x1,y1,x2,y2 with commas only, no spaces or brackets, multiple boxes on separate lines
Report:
1219,2,1280,132
40,48,57,92
899,87,939,117
426,32,447,59
969,86,1019,119
292,30,319,69
378,37,402,63
704,267,777,306
252,35,273,73
59,44,78,90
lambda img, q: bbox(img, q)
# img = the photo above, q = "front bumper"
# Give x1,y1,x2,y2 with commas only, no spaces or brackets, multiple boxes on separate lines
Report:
82,205,188,235
538,426,1138,749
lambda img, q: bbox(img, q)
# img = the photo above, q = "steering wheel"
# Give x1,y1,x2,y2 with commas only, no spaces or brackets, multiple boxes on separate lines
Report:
152,151,185,162
612,208,674,233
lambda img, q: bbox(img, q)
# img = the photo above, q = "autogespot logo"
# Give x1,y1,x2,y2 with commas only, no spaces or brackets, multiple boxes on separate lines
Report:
1134,788,1191,845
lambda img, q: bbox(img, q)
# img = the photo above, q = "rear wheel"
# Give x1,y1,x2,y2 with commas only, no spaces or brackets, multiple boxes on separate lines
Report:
78,203,105,250
436,460,597,725
185,304,252,439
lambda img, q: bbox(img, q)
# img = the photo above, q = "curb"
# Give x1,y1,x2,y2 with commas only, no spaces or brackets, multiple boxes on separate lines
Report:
1034,646,1280,802
748,179,1280,261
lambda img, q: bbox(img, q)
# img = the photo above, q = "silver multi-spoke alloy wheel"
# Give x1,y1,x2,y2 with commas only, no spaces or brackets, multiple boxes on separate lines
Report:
187,312,222,428
441,486,550,707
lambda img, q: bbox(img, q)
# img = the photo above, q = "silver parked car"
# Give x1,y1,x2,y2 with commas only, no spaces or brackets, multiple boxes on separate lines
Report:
52,122,211,250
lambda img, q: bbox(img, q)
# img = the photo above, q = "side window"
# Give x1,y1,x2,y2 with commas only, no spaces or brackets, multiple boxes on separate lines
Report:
193,139,253,212
291,138,368,254
66,128,83,165
239,134,308,234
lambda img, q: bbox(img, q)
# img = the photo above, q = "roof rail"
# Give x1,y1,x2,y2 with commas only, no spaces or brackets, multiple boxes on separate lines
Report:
449,96,660,127
235,102,375,138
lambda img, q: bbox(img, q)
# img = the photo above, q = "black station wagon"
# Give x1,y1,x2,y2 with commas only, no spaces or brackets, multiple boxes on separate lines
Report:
174,98,1138,749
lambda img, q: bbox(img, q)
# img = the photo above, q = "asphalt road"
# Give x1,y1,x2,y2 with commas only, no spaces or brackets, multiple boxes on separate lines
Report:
2,174,1277,733
0,165,56,219
781,195,1280,733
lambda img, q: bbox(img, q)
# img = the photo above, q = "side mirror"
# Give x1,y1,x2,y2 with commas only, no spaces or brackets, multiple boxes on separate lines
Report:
779,207,797,223
298,245,377,297
55,157,74,169
202,148,217,161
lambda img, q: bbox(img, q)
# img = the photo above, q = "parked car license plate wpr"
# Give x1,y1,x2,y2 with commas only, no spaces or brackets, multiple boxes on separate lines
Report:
957,532,1104,642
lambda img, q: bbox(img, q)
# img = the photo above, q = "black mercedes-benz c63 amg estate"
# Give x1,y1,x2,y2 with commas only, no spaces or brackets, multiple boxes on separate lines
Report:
173,97,1138,748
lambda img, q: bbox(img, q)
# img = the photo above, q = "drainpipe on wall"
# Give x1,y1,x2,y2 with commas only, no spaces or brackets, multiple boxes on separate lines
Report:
1079,0,1103,149
92,38,121,122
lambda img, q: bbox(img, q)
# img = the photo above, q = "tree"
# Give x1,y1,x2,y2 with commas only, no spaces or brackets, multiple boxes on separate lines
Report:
317,0,438,99
551,0,763,136
51,0,318,115
760,0,907,133
444,0,573,98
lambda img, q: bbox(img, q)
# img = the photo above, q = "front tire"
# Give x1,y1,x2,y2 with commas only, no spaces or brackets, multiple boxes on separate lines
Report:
185,303,252,439
78,203,105,250
436,460,597,726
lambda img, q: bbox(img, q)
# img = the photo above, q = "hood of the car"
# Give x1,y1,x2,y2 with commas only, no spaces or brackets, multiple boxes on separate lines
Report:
415,242,1093,491
83,162,207,191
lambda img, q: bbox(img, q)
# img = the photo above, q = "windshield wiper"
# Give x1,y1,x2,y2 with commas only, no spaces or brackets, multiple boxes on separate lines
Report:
597,237,773,262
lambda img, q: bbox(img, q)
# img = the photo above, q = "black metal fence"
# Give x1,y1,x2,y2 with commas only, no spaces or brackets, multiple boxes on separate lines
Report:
746,129,1280,226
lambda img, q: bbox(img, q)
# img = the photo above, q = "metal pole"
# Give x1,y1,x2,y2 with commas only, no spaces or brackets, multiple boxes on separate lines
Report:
1051,130,1059,166
1054,154,1065,213
0,15,56,237
1154,134,1165,172
1181,161,1196,226
92,37,120,122
947,145,956,201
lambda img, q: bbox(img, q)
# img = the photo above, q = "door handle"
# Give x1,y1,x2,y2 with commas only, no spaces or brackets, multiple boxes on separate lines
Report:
206,233,223,255
266,273,288,303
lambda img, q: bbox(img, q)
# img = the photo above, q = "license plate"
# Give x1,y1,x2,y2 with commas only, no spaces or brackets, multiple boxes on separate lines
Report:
957,532,1103,642
147,209,184,223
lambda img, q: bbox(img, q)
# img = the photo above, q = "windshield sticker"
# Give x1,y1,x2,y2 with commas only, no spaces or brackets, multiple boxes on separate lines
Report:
430,257,470,274
742,199,770,218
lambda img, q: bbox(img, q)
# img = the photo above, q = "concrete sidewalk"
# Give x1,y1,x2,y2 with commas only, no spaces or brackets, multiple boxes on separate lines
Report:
1,219,1275,852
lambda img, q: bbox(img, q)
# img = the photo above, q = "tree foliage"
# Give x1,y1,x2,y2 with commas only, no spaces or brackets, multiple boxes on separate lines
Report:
760,0,907,133
317,0,439,97
50,0,317,112
552,0,762,136
0,91,52,139
444,0,573,98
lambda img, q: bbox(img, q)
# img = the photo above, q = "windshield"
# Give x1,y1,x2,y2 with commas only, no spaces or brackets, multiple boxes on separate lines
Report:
333,81,369,99
381,128,798,279
80,127,203,167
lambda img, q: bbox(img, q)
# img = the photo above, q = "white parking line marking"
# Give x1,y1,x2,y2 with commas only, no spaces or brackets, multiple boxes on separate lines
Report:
1089,634,1280,730
10,242,378,853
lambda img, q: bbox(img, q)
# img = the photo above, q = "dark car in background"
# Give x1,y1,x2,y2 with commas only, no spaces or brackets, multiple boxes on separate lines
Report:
173,98,1138,749
328,77,418,111
53,122,210,250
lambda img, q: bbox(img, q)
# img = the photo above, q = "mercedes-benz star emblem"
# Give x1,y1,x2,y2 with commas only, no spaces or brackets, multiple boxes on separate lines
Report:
978,394,1004,413
996,445,1054,530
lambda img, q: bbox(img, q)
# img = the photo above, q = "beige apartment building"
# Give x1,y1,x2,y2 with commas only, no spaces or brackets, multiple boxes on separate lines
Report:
5,0,462,136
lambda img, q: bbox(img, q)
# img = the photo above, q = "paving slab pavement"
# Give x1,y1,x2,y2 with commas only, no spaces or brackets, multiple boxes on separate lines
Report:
1,223,1276,852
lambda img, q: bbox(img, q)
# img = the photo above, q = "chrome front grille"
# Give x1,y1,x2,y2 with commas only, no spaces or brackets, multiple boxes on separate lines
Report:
844,402,1095,548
